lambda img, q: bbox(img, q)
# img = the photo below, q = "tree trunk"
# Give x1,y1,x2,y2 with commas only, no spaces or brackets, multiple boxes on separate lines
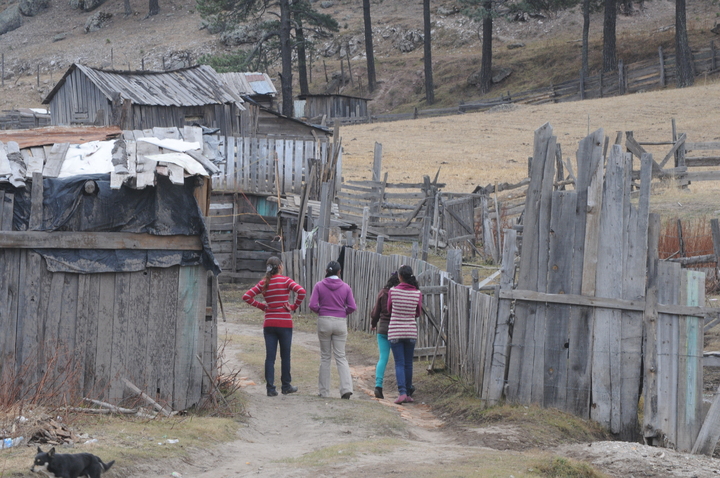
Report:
581,0,590,75
675,0,694,88
423,0,434,104
602,0,617,72
296,20,310,97
124,0,132,16
148,0,159,16
280,0,294,116
363,0,376,92
479,0,493,94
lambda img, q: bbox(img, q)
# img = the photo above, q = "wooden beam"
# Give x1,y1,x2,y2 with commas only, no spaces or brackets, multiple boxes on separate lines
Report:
499,288,718,318
0,231,202,250
658,133,686,169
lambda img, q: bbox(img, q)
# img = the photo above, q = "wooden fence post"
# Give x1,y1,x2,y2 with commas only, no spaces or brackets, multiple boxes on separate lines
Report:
643,213,661,444
677,219,685,257
618,60,626,95
360,206,369,250
484,228,517,404
446,248,462,284
318,182,331,242
579,68,585,100
376,235,384,254
711,218,720,262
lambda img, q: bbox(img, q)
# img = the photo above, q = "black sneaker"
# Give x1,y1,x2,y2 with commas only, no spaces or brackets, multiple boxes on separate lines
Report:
407,385,415,397
267,389,278,397
282,385,298,395
341,392,352,399
374,387,384,399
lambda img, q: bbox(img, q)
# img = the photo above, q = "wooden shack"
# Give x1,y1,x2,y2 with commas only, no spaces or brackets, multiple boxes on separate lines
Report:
42,64,245,136
297,94,370,123
0,125,219,411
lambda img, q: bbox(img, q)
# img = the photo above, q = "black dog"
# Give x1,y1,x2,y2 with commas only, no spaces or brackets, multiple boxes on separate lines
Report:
31,447,114,478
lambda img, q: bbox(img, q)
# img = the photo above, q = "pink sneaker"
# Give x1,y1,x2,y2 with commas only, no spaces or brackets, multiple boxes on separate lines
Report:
404,396,414,403
394,394,407,404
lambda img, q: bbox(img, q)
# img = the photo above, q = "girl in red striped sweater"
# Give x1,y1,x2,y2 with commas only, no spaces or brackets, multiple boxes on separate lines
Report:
243,256,306,397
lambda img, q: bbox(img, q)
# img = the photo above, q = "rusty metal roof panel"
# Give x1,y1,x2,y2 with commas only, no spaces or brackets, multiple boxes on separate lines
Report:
45,64,245,108
219,72,277,97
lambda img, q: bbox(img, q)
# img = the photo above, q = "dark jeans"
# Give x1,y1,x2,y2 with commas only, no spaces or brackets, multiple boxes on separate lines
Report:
390,338,415,395
264,326,293,393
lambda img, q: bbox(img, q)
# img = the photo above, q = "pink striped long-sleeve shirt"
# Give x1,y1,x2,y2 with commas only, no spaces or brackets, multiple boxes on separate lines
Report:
387,283,422,340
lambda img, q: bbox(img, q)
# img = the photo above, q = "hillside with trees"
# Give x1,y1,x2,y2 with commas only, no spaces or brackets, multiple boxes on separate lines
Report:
0,0,718,114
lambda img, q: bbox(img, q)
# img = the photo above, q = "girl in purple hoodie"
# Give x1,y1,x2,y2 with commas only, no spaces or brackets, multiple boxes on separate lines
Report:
309,261,357,399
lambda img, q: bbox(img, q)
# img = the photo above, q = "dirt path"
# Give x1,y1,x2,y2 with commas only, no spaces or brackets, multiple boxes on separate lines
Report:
140,319,471,478
139,318,720,478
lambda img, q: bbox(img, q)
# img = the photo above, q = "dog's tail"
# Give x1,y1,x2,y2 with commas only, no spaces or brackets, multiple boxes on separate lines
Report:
102,460,115,472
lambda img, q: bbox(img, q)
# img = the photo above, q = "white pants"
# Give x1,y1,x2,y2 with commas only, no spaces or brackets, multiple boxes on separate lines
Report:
317,316,353,397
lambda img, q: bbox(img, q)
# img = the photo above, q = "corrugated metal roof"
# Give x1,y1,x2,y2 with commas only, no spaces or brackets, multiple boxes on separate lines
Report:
43,64,245,108
219,72,277,97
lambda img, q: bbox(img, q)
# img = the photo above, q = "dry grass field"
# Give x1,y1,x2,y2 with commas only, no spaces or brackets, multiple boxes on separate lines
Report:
341,78,720,205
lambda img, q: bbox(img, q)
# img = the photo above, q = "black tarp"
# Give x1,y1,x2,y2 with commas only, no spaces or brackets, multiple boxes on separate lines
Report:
4,174,220,275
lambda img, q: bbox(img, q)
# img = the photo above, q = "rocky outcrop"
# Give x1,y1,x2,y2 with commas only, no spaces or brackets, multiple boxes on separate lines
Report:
84,11,112,32
70,0,107,13
19,0,50,17
0,5,22,36
220,24,263,46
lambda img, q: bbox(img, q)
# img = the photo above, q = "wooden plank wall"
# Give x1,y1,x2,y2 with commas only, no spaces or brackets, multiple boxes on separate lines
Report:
212,135,338,196
0,246,214,410
208,194,280,283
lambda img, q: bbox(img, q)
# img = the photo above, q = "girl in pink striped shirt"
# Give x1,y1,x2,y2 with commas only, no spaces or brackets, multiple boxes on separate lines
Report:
387,264,422,404
243,256,306,396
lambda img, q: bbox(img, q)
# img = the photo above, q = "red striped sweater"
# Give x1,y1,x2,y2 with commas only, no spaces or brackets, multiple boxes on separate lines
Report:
243,275,306,328
387,283,422,340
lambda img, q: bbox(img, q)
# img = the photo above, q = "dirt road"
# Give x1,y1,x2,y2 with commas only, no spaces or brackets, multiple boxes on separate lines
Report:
134,313,720,478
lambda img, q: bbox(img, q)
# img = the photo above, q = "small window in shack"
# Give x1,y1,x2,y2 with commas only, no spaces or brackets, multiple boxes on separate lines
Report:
185,115,204,125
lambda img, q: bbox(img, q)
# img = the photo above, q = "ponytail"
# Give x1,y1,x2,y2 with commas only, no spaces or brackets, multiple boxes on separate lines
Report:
398,265,419,289
262,256,282,294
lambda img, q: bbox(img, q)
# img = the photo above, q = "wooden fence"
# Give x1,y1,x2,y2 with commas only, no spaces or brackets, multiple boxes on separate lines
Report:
210,135,341,196
279,124,720,454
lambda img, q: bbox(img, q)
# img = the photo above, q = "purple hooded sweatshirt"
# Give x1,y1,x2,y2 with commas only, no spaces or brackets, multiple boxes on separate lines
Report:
309,277,357,318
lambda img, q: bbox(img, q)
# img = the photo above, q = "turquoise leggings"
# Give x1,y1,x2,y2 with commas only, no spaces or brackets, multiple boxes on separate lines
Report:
375,333,391,387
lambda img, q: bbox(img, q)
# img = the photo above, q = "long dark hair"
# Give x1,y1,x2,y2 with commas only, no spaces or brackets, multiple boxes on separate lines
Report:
384,272,400,290
262,256,282,294
398,265,419,289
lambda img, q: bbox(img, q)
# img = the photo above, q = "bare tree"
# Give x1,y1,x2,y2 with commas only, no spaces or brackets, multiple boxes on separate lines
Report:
602,0,617,72
423,0,434,104
148,0,159,16
296,18,309,96
279,0,293,116
581,0,590,75
124,0,132,16
363,0,377,92
675,0,694,87
478,0,493,93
